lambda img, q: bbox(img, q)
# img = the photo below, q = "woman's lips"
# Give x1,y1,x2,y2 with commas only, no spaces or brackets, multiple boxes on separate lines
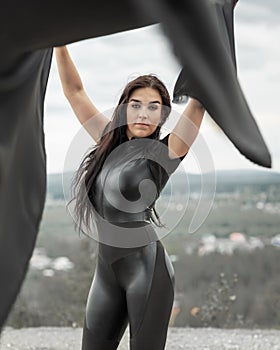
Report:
135,123,149,126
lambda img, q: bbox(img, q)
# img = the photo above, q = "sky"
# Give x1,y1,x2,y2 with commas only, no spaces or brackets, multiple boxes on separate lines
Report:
44,0,280,175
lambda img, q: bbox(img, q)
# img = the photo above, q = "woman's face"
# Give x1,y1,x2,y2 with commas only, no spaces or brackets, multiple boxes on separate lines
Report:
126,87,163,140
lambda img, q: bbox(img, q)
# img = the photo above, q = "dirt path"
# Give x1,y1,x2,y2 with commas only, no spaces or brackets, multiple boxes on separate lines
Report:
0,327,279,350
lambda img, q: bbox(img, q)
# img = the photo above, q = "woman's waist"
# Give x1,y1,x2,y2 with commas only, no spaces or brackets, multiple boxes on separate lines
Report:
91,209,159,248
95,206,153,225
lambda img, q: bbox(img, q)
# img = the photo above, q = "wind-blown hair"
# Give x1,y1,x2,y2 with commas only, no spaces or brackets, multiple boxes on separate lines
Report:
70,74,171,234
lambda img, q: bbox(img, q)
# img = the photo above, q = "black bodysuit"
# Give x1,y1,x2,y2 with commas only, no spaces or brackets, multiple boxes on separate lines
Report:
82,132,186,350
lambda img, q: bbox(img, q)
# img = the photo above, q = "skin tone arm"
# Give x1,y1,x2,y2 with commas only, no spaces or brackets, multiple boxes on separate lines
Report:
55,45,204,155
55,46,110,142
168,98,205,158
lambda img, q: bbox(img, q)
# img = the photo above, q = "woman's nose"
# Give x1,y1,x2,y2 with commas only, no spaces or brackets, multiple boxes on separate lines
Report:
138,106,148,118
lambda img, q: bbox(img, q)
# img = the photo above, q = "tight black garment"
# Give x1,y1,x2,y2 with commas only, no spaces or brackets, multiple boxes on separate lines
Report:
81,132,185,349
0,0,272,331
82,239,175,350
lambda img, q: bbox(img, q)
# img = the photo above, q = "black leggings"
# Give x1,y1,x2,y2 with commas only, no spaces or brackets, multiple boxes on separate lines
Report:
81,240,175,350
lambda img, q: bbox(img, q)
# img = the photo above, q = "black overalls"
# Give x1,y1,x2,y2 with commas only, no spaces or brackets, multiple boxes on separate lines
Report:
82,133,186,350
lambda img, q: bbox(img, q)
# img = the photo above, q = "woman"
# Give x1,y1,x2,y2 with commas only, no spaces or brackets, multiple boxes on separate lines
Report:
55,45,205,350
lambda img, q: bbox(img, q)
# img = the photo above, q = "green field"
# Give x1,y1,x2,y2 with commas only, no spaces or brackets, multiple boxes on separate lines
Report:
6,170,280,329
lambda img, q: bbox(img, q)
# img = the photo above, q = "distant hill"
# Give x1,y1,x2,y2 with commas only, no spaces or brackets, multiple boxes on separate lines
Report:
213,169,280,184
47,169,280,200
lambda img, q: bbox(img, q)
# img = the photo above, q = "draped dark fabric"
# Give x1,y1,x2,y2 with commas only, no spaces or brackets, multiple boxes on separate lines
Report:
171,0,271,167
136,0,271,167
0,50,52,329
0,0,271,329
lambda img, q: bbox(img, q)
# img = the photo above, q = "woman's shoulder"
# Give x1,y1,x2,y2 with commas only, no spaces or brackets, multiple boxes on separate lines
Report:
159,133,186,162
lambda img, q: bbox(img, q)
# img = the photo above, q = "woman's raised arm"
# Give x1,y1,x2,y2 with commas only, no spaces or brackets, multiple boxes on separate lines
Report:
168,98,205,159
55,46,110,142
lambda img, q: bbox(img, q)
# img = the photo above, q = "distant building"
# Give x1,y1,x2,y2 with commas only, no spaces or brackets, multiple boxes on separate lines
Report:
271,234,280,247
29,247,74,276
197,232,265,256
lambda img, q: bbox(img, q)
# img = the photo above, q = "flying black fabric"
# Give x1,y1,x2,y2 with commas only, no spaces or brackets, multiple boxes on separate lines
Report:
172,0,271,167
136,0,271,167
0,0,271,330
0,50,52,329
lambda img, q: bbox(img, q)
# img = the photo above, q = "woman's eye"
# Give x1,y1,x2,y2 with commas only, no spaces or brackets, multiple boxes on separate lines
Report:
131,104,141,109
149,105,158,111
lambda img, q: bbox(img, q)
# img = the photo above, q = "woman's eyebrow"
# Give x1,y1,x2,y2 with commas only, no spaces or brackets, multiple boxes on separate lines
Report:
129,98,161,104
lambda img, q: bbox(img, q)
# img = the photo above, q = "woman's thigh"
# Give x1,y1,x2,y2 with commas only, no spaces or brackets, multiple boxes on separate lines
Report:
83,258,128,345
112,241,175,350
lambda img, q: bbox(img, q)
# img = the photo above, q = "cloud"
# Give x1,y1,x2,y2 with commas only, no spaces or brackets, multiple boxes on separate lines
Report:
233,1,280,134
45,5,280,173
235,0,280,24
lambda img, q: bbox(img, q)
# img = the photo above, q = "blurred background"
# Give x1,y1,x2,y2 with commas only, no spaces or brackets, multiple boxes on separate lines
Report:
6,0,280,330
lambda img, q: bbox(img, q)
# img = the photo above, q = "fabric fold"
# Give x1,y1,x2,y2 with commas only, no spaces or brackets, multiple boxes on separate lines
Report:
0,49,53,329
0,0,271,330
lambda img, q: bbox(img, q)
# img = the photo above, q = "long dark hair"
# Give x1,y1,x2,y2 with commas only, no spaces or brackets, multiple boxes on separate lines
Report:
70,74,171,234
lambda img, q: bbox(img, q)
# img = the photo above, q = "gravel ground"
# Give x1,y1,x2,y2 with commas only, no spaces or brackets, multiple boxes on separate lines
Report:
0,327,279,350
